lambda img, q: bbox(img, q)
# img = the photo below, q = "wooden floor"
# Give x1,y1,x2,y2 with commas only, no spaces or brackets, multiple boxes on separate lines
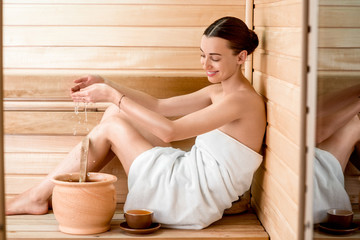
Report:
5,206,269,240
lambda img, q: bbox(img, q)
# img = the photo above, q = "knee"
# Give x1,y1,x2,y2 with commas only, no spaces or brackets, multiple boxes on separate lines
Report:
101,104,120,123
97,115,129,137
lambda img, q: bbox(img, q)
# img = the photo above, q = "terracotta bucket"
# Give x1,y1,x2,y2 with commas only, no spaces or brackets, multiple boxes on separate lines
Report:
51,172,117,235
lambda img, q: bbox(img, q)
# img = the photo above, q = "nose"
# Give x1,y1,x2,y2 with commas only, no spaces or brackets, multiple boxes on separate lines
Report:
202,57,211,70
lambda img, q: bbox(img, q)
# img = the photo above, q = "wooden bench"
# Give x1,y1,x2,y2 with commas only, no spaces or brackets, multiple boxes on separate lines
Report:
4,74,269,239
6,205,268,240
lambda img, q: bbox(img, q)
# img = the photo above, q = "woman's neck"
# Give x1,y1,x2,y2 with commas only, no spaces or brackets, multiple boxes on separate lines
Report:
221,67,251,94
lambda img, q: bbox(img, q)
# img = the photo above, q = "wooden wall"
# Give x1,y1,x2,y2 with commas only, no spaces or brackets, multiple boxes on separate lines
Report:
317,0,360,96
317,0,360,205
3,0,245,203
251,0,303,239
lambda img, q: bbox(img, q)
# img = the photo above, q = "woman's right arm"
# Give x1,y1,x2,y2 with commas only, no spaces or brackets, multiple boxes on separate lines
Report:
72,75,213,117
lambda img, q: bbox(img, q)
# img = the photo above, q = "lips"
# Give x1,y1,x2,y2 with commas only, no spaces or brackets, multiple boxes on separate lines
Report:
206,71,218,77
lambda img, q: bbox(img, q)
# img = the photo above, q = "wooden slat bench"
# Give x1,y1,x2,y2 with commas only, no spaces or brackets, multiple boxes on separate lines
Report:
6,205,268,240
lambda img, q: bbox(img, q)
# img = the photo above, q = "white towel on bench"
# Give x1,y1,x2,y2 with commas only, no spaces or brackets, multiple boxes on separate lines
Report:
124,129,262,229
313,147,352,224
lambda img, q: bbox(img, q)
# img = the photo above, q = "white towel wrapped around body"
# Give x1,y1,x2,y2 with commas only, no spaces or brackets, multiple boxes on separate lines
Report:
313,147,352,224
124,129,263,229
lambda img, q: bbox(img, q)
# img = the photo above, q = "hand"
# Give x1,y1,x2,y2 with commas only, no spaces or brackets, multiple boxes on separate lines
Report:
71,83,117,103
70,75,105,93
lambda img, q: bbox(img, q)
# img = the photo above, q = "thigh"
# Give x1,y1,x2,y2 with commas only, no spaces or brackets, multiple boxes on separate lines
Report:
100,112,171,175
317,115,360,171
101,104,171,148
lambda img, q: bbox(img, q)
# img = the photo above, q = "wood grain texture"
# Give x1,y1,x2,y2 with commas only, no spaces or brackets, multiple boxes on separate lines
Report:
5,207,269,240
4,47,201,70
252,1,302,239
4,0,245,4
4,73,210,99
4,4,244,26
4,26,205,47
319,6,360,28
254,0,301,27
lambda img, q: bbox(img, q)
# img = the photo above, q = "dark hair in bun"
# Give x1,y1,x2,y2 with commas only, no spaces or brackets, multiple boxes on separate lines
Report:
203,16,259,55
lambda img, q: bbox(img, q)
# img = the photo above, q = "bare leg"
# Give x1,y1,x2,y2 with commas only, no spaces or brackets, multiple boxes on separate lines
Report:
316,85,360,144
317,83,360,116
317,114,360,172
6,105,170,215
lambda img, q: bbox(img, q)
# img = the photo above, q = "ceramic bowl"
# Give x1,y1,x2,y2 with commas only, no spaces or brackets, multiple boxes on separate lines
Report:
124,209,153,229
51,172,117,234
327,209,353,229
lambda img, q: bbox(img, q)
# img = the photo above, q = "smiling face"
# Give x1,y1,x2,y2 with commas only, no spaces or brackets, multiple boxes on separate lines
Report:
200,36,245,83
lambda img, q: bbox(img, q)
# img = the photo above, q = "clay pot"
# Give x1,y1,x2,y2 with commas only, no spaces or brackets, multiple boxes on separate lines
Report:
51,172,117,235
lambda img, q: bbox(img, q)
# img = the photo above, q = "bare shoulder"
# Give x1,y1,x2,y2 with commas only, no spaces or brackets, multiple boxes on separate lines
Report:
228,88,265,110
204,83,222,94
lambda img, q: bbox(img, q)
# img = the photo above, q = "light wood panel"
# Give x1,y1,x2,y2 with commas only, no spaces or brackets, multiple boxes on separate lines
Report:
265,125,300,175
253,50,300,86
4,111,101,135
254,0,301,27
5,153,67,174
262,148,299,204
4,26,204,47
251,181,296,240
317,49,360,71
253,165,298,234
252,0,303,239
266,101,300,148
319,6,360,28
253,71,301,117
318,28,360,48
4,47,201,70
256,27,302,57
4,5,244,26
4,73,209,99
317,71,360,96
4,0,245,4
319,0,360,5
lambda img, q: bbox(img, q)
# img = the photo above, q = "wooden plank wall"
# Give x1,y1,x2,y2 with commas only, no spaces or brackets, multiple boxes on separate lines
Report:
3,0,245,204
251,0,303,239
317,0,360,205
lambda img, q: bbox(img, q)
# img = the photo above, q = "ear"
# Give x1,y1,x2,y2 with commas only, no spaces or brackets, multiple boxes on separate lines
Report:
237,50,248,65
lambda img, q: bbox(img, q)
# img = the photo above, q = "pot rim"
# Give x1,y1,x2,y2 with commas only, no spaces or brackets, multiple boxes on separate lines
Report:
51,172,117,186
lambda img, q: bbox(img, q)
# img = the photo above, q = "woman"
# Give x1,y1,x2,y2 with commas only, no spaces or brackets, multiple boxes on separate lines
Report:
6,16,266,229
313,83,360,224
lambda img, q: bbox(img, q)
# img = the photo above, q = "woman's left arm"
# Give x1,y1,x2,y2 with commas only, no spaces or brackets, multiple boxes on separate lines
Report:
71,83,251,142
120,92,248,143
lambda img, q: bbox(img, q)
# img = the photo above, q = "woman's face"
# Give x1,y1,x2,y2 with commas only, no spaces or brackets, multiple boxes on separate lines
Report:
200,36,241,83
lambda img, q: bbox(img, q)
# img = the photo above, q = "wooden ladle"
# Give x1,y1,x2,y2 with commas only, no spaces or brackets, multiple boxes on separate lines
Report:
79,136,90,183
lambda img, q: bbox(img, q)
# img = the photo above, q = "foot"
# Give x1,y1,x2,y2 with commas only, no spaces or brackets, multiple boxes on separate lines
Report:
5,188,50,215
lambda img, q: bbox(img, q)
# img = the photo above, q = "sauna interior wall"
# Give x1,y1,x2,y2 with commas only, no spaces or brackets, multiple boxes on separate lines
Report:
252,0,303,239
3,1,245,204
317,0,360,205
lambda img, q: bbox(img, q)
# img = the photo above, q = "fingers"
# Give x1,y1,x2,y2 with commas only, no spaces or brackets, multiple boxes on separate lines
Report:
71,89,88,102
71,85,81,93
72,95,89,103
73,75,88,83
71,76,90,93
